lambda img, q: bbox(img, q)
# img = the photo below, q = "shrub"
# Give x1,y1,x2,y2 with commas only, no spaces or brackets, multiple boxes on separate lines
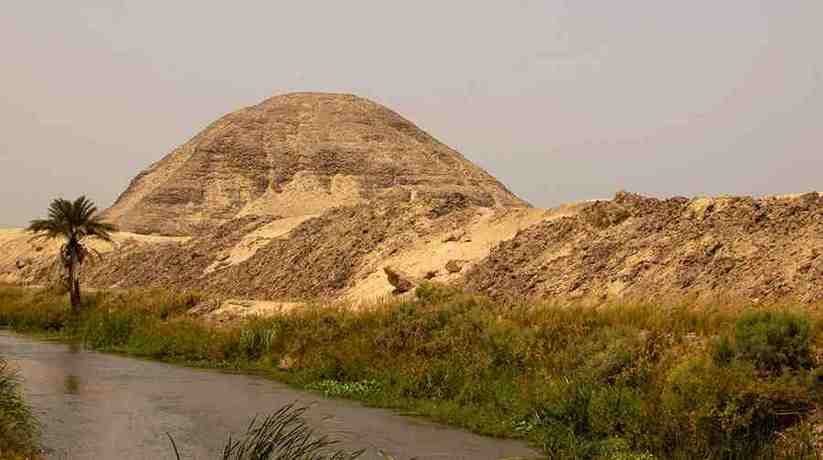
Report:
588,386,644,442
661,355,818,458
734,310,813,373
414,282,461,304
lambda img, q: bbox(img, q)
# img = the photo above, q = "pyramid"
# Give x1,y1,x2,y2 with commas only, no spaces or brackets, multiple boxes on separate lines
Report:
102,93,526,235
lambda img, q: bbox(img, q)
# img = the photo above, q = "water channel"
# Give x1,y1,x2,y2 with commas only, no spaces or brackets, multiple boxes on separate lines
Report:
0,331,538,459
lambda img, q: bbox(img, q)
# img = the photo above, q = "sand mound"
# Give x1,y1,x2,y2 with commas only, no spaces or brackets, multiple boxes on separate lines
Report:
465,191,823,304
0,228,187,285
81,191,540,302
102,92,526,236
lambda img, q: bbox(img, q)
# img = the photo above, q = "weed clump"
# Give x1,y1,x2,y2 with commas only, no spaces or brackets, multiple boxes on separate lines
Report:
0,356,40,458
168,404,363,460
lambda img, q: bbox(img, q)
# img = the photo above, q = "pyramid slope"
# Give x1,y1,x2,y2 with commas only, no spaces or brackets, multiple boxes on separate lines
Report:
103,93,526,235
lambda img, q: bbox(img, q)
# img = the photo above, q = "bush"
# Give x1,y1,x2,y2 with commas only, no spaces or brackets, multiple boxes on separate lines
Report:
414,282,461,304
734,310,813,373
661,355,818,458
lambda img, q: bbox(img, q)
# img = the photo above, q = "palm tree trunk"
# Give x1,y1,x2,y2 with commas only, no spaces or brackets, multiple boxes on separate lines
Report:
68,256,81,313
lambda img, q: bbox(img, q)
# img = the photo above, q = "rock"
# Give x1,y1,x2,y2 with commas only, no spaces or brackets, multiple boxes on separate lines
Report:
384,266,415,294
278,355,295,371
442,231,466,243
15,259,27,270
445,259,467,273
423,270,438,280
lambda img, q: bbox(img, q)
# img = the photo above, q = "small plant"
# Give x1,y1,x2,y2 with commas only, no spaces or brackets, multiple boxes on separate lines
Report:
168,404,363,460
239,321,280,361
305,379,381,399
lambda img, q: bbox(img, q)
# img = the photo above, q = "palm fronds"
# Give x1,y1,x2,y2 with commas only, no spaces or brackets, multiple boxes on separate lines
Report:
28,196,116,243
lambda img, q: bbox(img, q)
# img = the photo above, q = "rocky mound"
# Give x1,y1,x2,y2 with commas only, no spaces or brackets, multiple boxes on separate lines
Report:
102,93,526,236
72,196,552,302
465,192,823,304
81,199,462,298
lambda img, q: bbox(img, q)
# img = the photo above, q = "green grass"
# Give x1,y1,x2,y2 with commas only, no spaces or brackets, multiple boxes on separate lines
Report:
1,283,823,459
0,354,40,459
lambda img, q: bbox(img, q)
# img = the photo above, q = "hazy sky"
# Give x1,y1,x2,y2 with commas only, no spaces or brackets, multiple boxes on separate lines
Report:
2,1,821,226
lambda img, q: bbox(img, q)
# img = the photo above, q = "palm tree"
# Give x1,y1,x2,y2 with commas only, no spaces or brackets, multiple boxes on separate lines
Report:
27,196,117,313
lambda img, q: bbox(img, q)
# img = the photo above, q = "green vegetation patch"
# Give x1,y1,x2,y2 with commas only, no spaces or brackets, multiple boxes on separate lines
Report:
1,283,823,459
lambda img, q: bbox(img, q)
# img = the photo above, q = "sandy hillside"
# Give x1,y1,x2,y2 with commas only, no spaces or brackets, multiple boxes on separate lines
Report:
73,198,559,304
0,228,187,285
465,191,823,304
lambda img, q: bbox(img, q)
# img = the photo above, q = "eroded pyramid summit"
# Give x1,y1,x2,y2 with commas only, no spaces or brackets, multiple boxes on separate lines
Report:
103,92,526,235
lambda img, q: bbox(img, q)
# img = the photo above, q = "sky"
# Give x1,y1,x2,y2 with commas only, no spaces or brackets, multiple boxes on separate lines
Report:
1,1,821,226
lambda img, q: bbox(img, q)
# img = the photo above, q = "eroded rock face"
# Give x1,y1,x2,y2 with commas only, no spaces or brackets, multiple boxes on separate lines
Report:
102,93,526,236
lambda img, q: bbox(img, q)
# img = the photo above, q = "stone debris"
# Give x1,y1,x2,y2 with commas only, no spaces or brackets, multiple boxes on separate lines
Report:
383,266,415,294
445,259,468,274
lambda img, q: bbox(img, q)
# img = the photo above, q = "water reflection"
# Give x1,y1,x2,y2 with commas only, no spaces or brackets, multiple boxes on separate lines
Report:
63,375,80,394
